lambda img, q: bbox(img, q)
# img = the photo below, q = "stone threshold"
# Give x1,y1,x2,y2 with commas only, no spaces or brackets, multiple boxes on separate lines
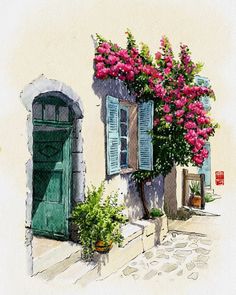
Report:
35,215,168,285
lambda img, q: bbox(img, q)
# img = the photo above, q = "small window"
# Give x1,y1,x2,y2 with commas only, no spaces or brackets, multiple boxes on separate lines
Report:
58,106,69,122
44,104,56,121
33,103,43,120
106,95,153,175
120,106,129,168
33,96,72,124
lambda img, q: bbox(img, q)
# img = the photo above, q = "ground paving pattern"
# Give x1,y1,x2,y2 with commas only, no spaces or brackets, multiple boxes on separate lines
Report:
107,230,212,283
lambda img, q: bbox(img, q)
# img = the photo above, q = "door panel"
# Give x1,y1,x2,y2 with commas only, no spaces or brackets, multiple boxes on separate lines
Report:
34,142,63,162
32,129,71,239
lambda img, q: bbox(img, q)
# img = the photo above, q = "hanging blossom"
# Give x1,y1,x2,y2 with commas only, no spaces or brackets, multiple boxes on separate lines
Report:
94,31,218,170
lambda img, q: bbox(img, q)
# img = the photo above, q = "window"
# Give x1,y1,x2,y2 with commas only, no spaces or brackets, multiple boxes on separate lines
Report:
106,95,154,175
32,96,72,124
195,76,211,187
194,75,211,111
120,105,129,168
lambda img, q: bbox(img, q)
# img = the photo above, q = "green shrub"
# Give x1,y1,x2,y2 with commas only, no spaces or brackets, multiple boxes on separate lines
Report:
204,192,215,203
71,182,127,260
189,181,201,195
150,208,164,218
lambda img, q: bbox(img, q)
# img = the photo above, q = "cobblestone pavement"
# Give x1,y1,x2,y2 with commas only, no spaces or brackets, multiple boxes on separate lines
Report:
106,230,212,283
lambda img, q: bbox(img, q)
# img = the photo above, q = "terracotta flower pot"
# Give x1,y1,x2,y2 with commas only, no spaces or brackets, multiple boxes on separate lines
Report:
95,240,113,253
191,195,201,209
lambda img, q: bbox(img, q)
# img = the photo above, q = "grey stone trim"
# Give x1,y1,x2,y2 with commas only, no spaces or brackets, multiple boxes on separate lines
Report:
21,74,84,118
21,75,85,275
25,228,33,276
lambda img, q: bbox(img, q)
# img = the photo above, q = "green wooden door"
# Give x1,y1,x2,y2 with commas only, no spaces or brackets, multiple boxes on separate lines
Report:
32,129,72,239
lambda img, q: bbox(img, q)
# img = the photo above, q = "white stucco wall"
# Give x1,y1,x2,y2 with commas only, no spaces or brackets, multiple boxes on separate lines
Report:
1,1,236,293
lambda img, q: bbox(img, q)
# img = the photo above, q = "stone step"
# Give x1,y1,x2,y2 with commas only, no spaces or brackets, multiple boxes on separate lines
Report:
33,240,82,275
48,216,168,285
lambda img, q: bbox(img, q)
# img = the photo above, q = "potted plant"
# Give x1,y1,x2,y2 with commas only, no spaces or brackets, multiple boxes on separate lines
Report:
189,181,201,208
71,182,127,260
150,208,164,219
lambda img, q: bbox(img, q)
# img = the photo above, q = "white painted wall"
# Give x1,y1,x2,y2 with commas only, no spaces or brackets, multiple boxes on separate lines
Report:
1,0,236,293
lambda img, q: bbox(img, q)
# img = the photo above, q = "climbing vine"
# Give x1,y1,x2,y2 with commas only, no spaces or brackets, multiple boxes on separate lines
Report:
94,30,218,181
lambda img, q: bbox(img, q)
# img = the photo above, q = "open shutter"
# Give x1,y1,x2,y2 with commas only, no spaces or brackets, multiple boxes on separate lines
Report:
138,100,154,170
199,142,211,187
195,75,211,111
106,95,120,175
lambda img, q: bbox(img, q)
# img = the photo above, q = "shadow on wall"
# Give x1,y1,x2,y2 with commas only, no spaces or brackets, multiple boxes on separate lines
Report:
92,77,136,123
122,174,164,221
92,77,164,220
144,175,164,210
92,77,135,181
164,166,177,217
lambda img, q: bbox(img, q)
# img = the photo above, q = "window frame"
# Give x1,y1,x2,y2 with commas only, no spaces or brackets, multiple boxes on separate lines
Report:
119,104,129,169
106,95,153,176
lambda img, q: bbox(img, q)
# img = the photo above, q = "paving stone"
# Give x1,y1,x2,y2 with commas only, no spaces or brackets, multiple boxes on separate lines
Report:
130,261,137,266
175,242,188,248
156,253,169,259
177,269,183,276
166,248,175,252
195,247,210,255
143,269,158,280
195,261,208,269
139,260,149,269
144,251,154,259
122,266,139,276
189,243,198,249
194,254,209,263
188,272,199,280
175,235,186,241
186,261,195,271
173,254,186,263
188,235,199,241
150,260,159,266
162,241,173,246
199,239,212,246
161,263,178,273
156,249,165,255
132,274,140,280
175,250,192,256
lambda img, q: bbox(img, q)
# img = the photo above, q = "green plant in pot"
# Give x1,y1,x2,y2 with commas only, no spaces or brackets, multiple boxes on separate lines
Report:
189,181,201,208
71,182,127,260
150,208,164,219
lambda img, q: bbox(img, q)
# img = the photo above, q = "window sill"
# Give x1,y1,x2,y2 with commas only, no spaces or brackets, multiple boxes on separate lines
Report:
120,168,137,175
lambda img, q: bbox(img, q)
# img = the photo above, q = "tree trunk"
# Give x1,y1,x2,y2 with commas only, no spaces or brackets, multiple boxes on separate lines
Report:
139,180,150,219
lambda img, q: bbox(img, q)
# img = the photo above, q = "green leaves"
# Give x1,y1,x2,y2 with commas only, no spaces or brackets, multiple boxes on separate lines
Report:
71,182,126,260
95,33,107,46
189,181,201,195
140,43,153,64
126,29,137,51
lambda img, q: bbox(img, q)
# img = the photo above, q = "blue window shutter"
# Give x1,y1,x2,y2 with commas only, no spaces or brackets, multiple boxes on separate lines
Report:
195,75,211,111
199,142,211,187
138,100,154,170
106,95,120,175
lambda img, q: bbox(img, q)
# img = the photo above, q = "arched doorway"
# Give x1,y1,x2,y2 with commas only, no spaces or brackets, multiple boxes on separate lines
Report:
21,77,85,259
32,93,74,239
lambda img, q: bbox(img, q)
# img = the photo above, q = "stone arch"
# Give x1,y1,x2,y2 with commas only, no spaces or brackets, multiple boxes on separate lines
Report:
21,75,85,274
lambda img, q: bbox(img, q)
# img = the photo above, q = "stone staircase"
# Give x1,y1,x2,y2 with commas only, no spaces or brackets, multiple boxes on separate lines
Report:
33,216,168,286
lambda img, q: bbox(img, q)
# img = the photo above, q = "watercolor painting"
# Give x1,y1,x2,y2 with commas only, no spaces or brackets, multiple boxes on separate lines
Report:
1,1,236,294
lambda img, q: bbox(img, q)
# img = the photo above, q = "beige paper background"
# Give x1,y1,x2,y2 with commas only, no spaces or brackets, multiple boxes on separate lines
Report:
0,0,236,294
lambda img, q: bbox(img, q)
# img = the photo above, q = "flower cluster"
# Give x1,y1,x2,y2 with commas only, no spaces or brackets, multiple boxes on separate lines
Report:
94,32,218,174
95,42,142,81
151,38,216,166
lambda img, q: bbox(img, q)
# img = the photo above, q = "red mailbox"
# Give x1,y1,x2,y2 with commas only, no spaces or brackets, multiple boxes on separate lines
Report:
215,171,224,185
